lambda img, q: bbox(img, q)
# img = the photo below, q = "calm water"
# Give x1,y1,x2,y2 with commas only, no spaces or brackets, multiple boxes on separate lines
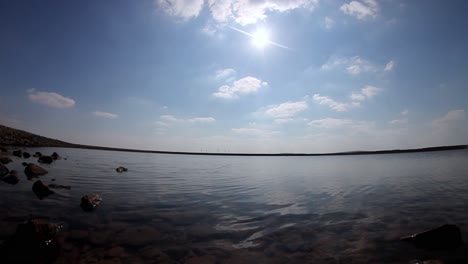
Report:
1,148,468,263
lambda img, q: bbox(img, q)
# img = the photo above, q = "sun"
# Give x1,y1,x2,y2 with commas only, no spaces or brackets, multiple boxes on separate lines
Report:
251,28,270,48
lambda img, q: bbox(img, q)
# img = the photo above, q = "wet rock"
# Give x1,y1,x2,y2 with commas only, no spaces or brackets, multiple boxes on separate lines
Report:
0,219,63,263
32,180,55,199
12,150,22,157
0,146,7,152
24,163,48,178
2,170,19,185
0,157,12,164
116,166,128,172
410,260,445,264
106,246,127,258
80,194,102,211
21,162,28,166
401,224,463,250
0,164,9,177
38,155,54,164
48,183,71,190
33,151,43,157
51,152,61,160
22,152,31,159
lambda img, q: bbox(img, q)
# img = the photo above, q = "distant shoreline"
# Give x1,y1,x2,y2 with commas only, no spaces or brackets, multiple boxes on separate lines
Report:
70,144,468,156
1,124,467,157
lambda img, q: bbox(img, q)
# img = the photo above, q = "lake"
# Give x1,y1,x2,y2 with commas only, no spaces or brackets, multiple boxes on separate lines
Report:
1,148,468,263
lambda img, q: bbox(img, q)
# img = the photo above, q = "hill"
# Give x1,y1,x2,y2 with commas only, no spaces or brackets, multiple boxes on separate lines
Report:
0,124,76,148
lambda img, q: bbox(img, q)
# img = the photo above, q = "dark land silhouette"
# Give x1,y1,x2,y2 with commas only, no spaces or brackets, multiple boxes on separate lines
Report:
1,124,466,156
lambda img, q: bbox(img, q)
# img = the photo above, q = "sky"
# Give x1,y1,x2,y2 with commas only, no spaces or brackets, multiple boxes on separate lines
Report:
1,0,467,153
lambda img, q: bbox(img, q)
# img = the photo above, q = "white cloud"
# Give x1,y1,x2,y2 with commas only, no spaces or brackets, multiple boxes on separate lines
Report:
160,115,216,124
93,111,118,119
155,121,170,127
308,118,353,128
215,68,236,81
263,101,308,118
384,60,395,71
321,56,379,75
213,76,267,99
208,0,319,25
340,0,378,20
323,16,335,29
432,109,465,128
156,0,319,25
160,115,180,122
156,0,205,19
350,86,382,101
361,85,382,98
274,118,294,124
188,117,216,123
312,94,360,112
27,89,75,109
401,109,409,116
232,127,279,137
350,92,366,101
389,118,408,125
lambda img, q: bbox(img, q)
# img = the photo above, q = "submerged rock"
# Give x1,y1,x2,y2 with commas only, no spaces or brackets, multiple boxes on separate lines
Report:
12,150,22,158
3,170,19,185
401,224,463,250
24,163,48,178
80,194,102,211
0,219,63,263
51,152,61,160
0,146,7,152
32,180,55,199
22,152,31,158
33,152,43,158
38,156,54,164
0,164,9,177
48,183,71,190
116,166,128,172
0,157,12,164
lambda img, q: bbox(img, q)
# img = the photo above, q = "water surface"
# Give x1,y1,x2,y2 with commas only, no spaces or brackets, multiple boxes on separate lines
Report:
1,148,468,263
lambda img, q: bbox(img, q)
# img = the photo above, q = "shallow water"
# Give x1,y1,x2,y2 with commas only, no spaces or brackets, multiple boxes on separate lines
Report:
1,148,468,263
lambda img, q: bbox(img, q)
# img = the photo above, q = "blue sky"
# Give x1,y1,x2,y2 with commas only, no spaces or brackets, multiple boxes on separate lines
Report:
1,0,467,153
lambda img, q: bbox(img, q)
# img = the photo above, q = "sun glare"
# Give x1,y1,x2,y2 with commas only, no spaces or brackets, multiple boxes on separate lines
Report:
251,28,270,48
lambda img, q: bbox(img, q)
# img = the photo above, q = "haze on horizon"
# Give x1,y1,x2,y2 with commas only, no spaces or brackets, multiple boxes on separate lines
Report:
1,0,467,153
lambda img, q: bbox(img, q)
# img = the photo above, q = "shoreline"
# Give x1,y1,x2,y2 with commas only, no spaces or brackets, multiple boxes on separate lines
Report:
1,124,467,157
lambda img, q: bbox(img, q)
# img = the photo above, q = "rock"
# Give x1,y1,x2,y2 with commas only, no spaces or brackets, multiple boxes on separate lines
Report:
33,152,43,158
0,157,12,164
12,150,22,157
48,183,71,190
116,166,128,172
38,155,53,164
51,152,61,160
24,163,48,178
22,152,31,158
51,178,56,181
401,224,463,250
0,164,9,177
22,162,28,166
0,219,62,263
3,170,19,185
32,180,55,199
0,146,7,152
80,194,102,211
